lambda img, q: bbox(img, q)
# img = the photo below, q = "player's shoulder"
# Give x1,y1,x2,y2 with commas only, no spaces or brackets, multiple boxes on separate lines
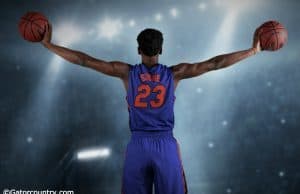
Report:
128,63,142,73
130,63,140,69
130,63,170,71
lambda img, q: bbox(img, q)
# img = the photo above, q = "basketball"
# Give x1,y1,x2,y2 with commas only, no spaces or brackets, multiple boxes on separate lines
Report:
256,20,288,51
18,12,49,42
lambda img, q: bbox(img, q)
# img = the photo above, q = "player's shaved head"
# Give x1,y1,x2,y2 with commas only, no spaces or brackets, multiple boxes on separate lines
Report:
137,28,163,57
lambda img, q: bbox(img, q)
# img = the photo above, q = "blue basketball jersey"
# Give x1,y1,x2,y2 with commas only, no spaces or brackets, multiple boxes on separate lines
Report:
126,63,175,131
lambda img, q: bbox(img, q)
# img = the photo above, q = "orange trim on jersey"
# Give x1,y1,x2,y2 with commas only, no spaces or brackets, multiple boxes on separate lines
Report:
175,140,188,194
121,146,128,194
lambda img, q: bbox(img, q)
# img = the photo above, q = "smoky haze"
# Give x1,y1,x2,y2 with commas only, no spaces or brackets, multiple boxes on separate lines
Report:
1,0,300,193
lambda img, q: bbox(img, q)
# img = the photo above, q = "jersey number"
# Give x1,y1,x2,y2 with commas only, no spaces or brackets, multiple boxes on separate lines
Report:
134,84,166,108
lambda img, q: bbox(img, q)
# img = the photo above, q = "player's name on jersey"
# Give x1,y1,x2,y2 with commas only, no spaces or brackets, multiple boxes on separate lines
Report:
140,73,160,82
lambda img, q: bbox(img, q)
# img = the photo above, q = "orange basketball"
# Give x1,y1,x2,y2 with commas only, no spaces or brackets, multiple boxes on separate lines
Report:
18,11,49,42
256,20,288,51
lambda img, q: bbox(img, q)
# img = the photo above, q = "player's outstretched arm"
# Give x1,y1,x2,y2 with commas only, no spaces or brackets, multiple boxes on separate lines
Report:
171,30,261,83
41,23,129,79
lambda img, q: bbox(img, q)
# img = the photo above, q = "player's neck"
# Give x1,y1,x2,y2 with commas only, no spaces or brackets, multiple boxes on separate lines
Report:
141,55,159,68
143,63,159,69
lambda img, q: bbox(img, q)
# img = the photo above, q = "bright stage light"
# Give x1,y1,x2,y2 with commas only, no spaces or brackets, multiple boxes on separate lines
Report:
53,22,83,45
226,188,232,193
155,13,162,22
129,19,136,27
278,171,285,177
198,2,207,11
214,0,222,7
201,10,238,62
97,17,123,40
77,147,111,160
27,136,33,143
208,142,215,148
222,120,228,126
170,8,178,18
196,87,203,93
280,118,286,124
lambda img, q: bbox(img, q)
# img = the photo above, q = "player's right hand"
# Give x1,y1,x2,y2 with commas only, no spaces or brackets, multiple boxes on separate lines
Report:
252,28,262,53
42,23,52,46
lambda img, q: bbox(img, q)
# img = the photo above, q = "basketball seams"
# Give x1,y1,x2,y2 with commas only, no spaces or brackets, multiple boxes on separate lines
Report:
261,27,285,35
22,19,31,41
273,22,281,28
21,18,33,39
20,12,48,42
34,24,43,41
22,17,47,30
22,13,36,41
271,22,278,50
275,28,287,49
31,21,44,31
262,21,279,28
31,18,48,22
32,22,45,38
21,14,34,40
264,31,275,50
259,21,287,51
30,22,39,42
262,23,273,28
263,31,283,51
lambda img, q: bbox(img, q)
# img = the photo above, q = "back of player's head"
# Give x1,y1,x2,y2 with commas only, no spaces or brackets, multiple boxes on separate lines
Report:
137,28,163,57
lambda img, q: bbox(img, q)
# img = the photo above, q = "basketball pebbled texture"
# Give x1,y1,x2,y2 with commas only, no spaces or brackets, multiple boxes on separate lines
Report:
257,20,288,51
18,12,49,42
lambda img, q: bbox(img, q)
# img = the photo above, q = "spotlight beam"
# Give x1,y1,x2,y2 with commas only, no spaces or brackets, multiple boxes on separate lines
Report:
77,148,111,160
9,22,83,162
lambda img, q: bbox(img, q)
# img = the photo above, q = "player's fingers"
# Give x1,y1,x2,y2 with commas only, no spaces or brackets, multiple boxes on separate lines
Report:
48,22,52,32
252,35,258,48
48,23,52,36
252,28,261,50
253,37,260,51
254,27,261,40
43,23,49,37
41,23,52,44
46,22,52,36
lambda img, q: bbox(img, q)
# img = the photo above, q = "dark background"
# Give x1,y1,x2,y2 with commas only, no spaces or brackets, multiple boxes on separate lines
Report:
1,0,300,193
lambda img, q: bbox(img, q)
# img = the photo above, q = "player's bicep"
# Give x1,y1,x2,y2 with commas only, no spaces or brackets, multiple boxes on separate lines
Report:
84,57,129,78
108,61,130,79
171,61,213,81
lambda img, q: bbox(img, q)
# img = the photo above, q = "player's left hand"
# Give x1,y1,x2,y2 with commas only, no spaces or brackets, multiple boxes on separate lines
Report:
42,23,52,46
252,28,262,53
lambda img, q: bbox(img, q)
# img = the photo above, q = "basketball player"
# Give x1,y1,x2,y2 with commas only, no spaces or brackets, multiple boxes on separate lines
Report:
41,24,261,194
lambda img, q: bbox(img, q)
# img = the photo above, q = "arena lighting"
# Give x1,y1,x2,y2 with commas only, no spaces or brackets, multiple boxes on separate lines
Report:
77,147,111,160
45,21,84,78
53,22,83,46
198,2,207,11
208,11,238,56
154,13,162,22
129,19,136,27
97,17,123,40
10,21,82,159
177,9,241,183
170,8,179,18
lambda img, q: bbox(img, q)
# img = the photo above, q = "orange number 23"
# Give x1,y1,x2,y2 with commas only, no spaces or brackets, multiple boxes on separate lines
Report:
134,84,166,108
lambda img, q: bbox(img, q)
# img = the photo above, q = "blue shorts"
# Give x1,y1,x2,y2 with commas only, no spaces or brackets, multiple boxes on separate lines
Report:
121,131,188,194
